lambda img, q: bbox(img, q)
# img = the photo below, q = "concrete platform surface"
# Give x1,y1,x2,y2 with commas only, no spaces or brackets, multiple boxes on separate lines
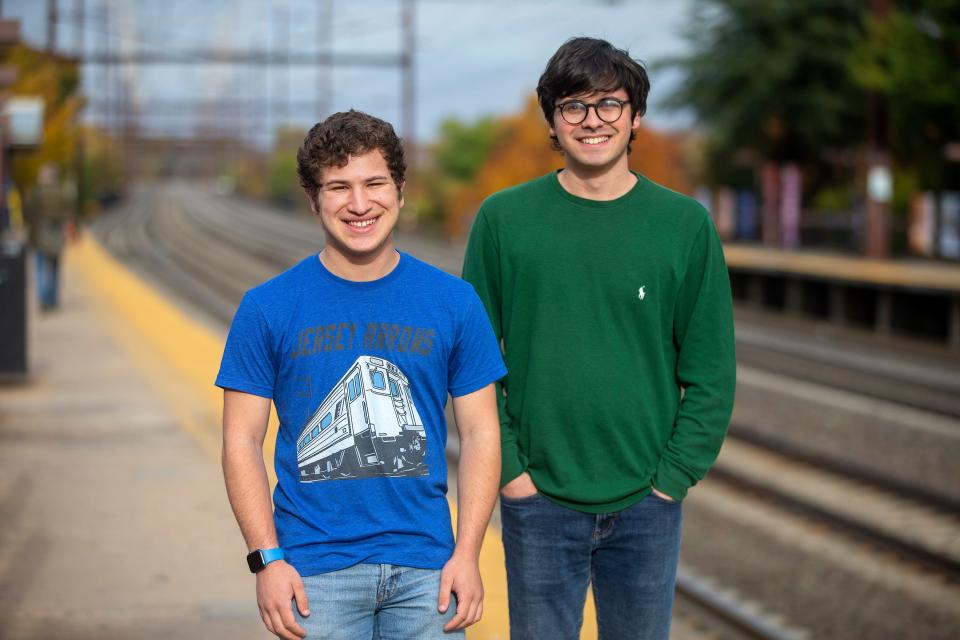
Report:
0,233,703,640
0,236,524,640
0,240,267,639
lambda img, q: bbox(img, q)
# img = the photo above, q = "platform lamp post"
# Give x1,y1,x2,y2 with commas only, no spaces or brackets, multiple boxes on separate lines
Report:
0,18,22,381
864,0,892,259
0,18,31,382
1,94,44,383
0,18,18,232
865,153,893,258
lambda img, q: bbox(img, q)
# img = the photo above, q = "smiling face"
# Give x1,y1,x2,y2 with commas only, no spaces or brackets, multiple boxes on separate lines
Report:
309,149,403,268
549,87,641,177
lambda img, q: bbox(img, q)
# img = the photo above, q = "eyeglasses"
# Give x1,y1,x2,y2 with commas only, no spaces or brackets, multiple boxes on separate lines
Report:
555,98,627,125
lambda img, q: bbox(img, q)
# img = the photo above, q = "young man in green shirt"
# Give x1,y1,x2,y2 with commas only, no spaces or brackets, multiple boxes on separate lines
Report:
462,37,736,640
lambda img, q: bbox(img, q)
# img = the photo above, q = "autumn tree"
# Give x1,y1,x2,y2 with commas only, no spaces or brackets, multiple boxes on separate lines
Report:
442,95,698,238
408,115,501,229
266,127,307,211
3,44,83,201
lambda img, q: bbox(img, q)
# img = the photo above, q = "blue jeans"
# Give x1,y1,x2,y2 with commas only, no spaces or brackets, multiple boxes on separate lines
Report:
34,251,60,309
500,491,682,640
292,563,463,640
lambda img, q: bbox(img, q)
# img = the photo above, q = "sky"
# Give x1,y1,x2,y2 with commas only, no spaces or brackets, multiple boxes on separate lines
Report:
5,0,697,145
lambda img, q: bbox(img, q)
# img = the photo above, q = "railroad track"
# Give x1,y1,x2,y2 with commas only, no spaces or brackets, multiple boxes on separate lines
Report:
710,431,960,584
98,182,960,419
93,182,960,638
673,568,809,640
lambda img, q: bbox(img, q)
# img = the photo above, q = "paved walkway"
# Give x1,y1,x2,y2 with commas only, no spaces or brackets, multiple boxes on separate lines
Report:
0,233,714,640
0,235,525,639
0,239,266,639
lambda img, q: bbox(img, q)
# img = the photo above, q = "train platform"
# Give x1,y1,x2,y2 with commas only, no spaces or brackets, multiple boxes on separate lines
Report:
724,243,960,293
0,235,528,639
0,236,264,639
2,230,832,640
721,243,960,348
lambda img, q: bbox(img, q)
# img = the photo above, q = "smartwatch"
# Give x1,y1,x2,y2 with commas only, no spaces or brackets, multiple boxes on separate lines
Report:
246,547,284,573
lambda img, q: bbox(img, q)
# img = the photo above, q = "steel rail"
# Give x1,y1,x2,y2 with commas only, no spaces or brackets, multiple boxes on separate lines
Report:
184,185,960,417
707,454,960,585
94,183,960,586
99,183,960,638
95,183,960,423
675,569,810,640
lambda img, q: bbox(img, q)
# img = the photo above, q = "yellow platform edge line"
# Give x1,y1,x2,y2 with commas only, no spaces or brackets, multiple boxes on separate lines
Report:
69,232,279,481
69,232,598,638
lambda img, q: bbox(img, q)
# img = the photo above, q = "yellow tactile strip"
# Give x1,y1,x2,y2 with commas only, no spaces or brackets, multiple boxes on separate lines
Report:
70,231,261,466
69,231,605,639
725,244,960,293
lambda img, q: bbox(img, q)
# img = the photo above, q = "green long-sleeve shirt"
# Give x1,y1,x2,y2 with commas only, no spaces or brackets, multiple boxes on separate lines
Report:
462,171,736,513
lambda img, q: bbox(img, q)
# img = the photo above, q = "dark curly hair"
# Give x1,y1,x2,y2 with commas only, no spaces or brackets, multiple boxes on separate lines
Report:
536,37,650,153
297,110,406,199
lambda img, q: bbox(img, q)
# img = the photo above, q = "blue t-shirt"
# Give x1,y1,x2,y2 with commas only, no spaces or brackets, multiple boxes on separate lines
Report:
216,252,507,577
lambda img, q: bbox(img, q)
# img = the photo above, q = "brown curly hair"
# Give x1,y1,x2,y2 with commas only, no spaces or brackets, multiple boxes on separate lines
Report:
297,110,406,200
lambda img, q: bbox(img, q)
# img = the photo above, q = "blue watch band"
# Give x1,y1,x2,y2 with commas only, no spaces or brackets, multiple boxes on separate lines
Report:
247,547,285,573
260,548,284,565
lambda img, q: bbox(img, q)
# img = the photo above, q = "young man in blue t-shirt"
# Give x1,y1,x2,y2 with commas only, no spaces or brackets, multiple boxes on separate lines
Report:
217,110,506,640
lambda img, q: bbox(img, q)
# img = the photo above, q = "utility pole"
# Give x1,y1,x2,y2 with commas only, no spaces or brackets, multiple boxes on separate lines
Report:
76,0,410,155
265,0,273,146
275,3,288,130
317,0,333,120
401,0,415,161
47,0,57,53
100,0,111,135
75,0,85,217
865,0,892,258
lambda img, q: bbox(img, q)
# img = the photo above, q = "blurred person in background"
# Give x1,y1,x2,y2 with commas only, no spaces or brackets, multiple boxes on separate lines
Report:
463,37,737,640
24,163,72,311
217,110,505,640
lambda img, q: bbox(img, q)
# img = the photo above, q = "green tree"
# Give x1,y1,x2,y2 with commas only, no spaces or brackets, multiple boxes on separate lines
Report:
849,0,960,190
266,127,308,211
433,117,498,181
79,126,125,209
660,1,868,184
409,115,500,227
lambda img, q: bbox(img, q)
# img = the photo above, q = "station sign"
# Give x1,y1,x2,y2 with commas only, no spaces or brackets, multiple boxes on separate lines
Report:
867,164,892,204
2,97,45,148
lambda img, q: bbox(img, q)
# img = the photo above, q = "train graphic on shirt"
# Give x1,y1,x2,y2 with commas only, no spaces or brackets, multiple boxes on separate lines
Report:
296,356,428,482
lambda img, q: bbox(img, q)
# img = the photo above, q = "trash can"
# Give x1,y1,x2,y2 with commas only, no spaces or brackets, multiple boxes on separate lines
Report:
0,240,27,380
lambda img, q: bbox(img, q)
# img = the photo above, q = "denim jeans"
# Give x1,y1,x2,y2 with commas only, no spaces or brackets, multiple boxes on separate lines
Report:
292,563,463,640
34,251,60,309
500,491,682,640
